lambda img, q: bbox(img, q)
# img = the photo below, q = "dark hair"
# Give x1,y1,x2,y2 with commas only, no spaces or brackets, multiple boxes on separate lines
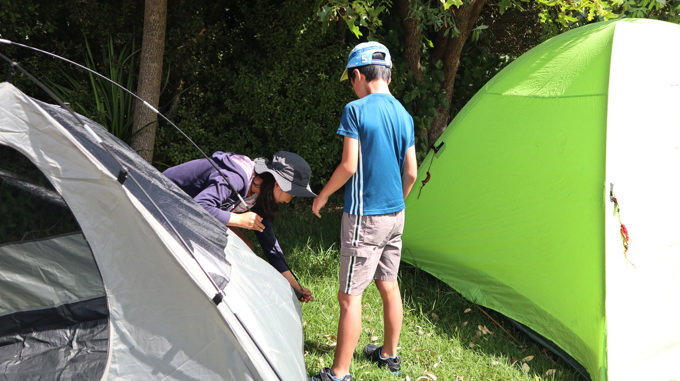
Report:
253,172,278,219
347,52,391,82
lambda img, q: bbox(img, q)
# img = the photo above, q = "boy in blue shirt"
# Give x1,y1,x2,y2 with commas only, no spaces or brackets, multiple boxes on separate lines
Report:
312,41,418,381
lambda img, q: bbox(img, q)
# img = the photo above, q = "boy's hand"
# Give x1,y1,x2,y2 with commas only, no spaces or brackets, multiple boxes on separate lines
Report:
312,195,328,218
312,136,358,218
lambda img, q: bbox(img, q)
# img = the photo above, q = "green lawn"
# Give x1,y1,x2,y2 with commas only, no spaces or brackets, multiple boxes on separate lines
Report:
257,199,584,381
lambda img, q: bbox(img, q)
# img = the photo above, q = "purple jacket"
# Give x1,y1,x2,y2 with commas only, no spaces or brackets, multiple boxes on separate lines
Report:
163,152,290,273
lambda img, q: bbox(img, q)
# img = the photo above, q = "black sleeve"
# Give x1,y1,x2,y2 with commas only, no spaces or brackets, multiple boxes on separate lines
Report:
254,217,290,273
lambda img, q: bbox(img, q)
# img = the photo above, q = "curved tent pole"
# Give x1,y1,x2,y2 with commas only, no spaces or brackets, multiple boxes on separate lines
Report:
0,38,248,208
0,46,231,305
5,59,17,83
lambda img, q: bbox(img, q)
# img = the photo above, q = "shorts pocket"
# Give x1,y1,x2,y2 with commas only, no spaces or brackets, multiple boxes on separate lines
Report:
341,213,395,257
360,216,393,246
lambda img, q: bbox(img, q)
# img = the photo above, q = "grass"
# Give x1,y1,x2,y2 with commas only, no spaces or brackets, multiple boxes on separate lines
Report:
248,198,585,381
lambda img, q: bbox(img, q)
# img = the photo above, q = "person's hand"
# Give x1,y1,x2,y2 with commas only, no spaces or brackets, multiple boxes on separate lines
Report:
312,195,328,218
229,212,265,232
297,287,314,303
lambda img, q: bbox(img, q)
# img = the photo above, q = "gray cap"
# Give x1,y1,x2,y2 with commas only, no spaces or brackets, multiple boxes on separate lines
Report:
254,151,316,198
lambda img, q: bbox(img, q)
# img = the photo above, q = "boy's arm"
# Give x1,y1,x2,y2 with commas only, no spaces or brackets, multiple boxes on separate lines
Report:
312,136,359,218
402,145,418,200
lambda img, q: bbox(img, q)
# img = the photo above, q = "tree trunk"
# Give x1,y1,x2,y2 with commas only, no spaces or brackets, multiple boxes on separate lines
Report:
131,0,167,163
399,0,423,82
428,0,487,147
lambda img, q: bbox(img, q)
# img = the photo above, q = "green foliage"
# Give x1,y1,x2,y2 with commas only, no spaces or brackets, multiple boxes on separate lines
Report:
442,0,464,10
0,0,141,103
4,0,679,190
85,37,140,142
616,0,680,21
451,18,515,117
48,37,140,143
155,0,352,188
317,0,393,38
409,1,461,37
533,0,680,30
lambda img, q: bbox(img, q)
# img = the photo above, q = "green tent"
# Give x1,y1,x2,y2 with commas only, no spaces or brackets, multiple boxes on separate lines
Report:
402,18,680,381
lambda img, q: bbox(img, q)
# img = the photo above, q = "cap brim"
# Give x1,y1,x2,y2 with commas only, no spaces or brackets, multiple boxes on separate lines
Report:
253,158,268,175
286,184,317,198
255,158,317,198
275,175,317,198
340,68,349,81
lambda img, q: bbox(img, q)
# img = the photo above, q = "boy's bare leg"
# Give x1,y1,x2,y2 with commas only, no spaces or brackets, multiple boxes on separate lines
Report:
331,292,363,377
375,279,403,358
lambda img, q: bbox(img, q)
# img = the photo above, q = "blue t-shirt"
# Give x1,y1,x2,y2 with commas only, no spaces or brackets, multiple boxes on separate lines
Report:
337,93,415,216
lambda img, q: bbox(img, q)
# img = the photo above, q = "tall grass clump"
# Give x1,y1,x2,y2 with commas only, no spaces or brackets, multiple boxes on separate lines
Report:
49,36,139,143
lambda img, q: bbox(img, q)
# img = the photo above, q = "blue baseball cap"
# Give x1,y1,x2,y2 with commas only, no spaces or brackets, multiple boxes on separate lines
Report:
340,41,393,81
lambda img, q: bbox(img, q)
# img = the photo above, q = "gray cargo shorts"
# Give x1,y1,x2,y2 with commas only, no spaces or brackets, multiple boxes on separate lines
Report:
339,210,405,295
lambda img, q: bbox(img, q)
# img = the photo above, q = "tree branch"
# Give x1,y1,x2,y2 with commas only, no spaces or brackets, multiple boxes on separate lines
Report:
428,0,487,146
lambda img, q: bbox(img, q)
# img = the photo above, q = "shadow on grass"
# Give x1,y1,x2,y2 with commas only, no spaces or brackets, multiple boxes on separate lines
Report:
399,262,586,380
304,339,336,357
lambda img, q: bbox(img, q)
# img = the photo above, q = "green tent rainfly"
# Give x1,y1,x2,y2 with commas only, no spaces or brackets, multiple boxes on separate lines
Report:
403,18,680,381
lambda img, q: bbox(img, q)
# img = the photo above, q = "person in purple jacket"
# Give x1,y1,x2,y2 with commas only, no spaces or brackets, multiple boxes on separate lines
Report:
163,151,316,302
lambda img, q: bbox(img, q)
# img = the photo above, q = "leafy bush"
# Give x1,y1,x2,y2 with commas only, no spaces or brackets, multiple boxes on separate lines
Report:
0,0,140,105
155,0,355,190
47,37,140,144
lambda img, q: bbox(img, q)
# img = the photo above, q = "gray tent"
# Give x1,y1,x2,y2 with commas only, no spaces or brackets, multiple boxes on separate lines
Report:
0,82,306,380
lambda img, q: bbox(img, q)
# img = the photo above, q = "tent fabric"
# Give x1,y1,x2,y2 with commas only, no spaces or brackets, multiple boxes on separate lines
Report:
402,18,680,381
0,81,306,380
0,233,104,314
0,167,68,207
0,296,109,381
603,20,680,381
